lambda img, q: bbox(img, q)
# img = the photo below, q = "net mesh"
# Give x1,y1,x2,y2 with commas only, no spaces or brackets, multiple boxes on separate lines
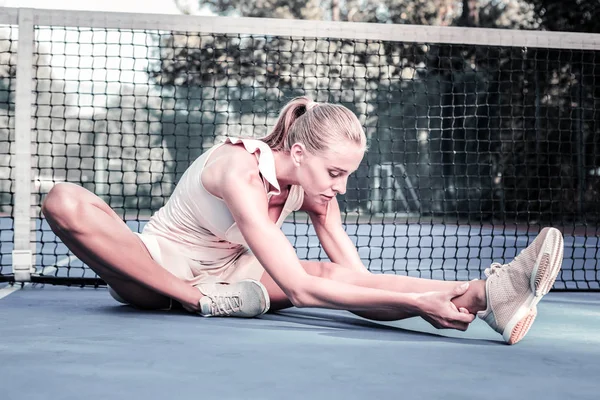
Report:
1,20,599,290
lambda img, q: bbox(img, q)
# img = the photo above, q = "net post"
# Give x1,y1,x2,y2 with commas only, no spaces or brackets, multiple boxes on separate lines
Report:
12,8,35,282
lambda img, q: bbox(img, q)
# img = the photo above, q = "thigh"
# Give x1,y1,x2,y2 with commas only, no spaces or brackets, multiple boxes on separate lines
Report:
44,183,130,232
44,184,174,310
56,229,175,310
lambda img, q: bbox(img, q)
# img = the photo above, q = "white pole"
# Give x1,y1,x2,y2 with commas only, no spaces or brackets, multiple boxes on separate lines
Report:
12,8,34,282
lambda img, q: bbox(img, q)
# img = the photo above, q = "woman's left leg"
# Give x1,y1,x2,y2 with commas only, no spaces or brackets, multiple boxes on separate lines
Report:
260,261,487,321
260,227,563,345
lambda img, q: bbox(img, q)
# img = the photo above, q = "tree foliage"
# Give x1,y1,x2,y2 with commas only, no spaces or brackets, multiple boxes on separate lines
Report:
147,0,600,221
527,0,600,33
2,2,595,220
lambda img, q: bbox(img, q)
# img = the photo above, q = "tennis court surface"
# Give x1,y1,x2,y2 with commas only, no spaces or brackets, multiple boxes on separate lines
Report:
1,285,599,399
2,220,600,399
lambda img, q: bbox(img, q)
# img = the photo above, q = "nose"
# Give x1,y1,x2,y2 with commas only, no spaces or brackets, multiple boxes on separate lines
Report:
333,176,348,195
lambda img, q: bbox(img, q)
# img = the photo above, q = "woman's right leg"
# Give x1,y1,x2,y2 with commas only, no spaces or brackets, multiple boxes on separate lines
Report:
42,183,203,311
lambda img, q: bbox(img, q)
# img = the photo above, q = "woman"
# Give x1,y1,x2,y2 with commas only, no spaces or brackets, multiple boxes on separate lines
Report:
42,96,564,345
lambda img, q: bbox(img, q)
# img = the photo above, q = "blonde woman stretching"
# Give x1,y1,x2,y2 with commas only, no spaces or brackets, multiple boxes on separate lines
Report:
42,97,564,345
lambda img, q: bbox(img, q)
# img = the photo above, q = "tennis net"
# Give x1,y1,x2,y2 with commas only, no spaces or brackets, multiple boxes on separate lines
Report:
0,7,599,290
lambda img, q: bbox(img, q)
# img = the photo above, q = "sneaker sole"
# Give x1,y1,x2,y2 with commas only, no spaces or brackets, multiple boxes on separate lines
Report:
503,228,564,344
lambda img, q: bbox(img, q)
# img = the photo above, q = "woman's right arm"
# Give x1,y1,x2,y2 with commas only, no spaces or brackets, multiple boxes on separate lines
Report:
219,159,474,332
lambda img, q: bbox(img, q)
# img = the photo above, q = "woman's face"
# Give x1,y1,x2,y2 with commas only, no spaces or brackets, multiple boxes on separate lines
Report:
292,140,365,205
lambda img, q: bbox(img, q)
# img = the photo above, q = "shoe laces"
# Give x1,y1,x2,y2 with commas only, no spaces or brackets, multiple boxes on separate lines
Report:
484,262,504,277
207,294,242,316
484,252,525,278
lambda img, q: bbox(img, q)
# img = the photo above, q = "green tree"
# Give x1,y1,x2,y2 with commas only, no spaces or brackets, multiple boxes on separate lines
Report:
526,0,600,33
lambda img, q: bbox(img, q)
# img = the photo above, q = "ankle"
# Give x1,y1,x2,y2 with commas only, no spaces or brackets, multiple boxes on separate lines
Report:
473,279,488,312
182,289,204,313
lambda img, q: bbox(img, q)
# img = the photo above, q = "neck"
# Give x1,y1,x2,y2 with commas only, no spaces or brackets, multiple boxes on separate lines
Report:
272,150,298,187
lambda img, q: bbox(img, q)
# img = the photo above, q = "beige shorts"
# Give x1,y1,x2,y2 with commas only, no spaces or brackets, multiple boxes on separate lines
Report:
108,233,266,306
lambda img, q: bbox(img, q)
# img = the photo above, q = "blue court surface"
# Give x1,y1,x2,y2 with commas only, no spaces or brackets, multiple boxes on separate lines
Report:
1,216,600,399
1,284,599,400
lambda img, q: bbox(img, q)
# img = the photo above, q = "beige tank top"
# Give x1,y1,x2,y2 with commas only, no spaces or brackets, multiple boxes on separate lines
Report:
143,137,304,266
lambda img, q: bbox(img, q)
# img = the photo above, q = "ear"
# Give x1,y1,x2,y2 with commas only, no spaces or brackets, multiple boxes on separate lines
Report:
290,142,307,166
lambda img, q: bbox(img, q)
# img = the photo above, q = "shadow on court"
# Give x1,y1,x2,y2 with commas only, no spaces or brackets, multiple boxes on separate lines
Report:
0,285,598,400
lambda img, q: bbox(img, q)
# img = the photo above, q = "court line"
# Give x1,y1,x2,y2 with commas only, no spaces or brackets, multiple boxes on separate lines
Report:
0,285,21,300
0,255,80,300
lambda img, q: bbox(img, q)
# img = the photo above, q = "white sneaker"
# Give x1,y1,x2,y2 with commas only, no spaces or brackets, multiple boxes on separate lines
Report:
478,227,564,344
196,279,270,318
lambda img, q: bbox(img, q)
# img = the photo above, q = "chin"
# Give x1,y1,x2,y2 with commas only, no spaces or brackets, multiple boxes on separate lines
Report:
319,195,333,203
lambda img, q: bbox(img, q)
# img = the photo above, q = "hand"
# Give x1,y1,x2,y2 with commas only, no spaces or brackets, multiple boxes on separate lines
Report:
415,282,476,331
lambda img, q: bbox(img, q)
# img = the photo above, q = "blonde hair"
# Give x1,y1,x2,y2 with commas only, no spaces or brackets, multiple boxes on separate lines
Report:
260,96,367,153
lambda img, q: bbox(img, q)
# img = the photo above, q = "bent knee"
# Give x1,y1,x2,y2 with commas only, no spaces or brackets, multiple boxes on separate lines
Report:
42,183,89,231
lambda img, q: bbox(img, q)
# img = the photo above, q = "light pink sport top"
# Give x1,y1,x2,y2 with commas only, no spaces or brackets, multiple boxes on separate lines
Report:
142,137,304,268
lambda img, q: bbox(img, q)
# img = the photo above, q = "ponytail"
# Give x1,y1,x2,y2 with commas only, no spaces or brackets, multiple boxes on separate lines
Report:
261,96,366,154
261,97,315,151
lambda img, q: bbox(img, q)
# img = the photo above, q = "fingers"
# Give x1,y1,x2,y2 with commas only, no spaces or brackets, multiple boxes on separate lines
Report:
436,320,471,331
455,322,470,332
450,313,475,331
451,282,470,298
456,311,476,324
432,311,476,331
446,309,476,330
450,302,470,315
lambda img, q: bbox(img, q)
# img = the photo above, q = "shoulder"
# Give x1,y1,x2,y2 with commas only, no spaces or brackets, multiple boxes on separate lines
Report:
203,142,265,198
208,143,259,175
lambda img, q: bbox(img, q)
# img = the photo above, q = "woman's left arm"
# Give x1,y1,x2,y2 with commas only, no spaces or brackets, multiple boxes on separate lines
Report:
302,196,369,273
